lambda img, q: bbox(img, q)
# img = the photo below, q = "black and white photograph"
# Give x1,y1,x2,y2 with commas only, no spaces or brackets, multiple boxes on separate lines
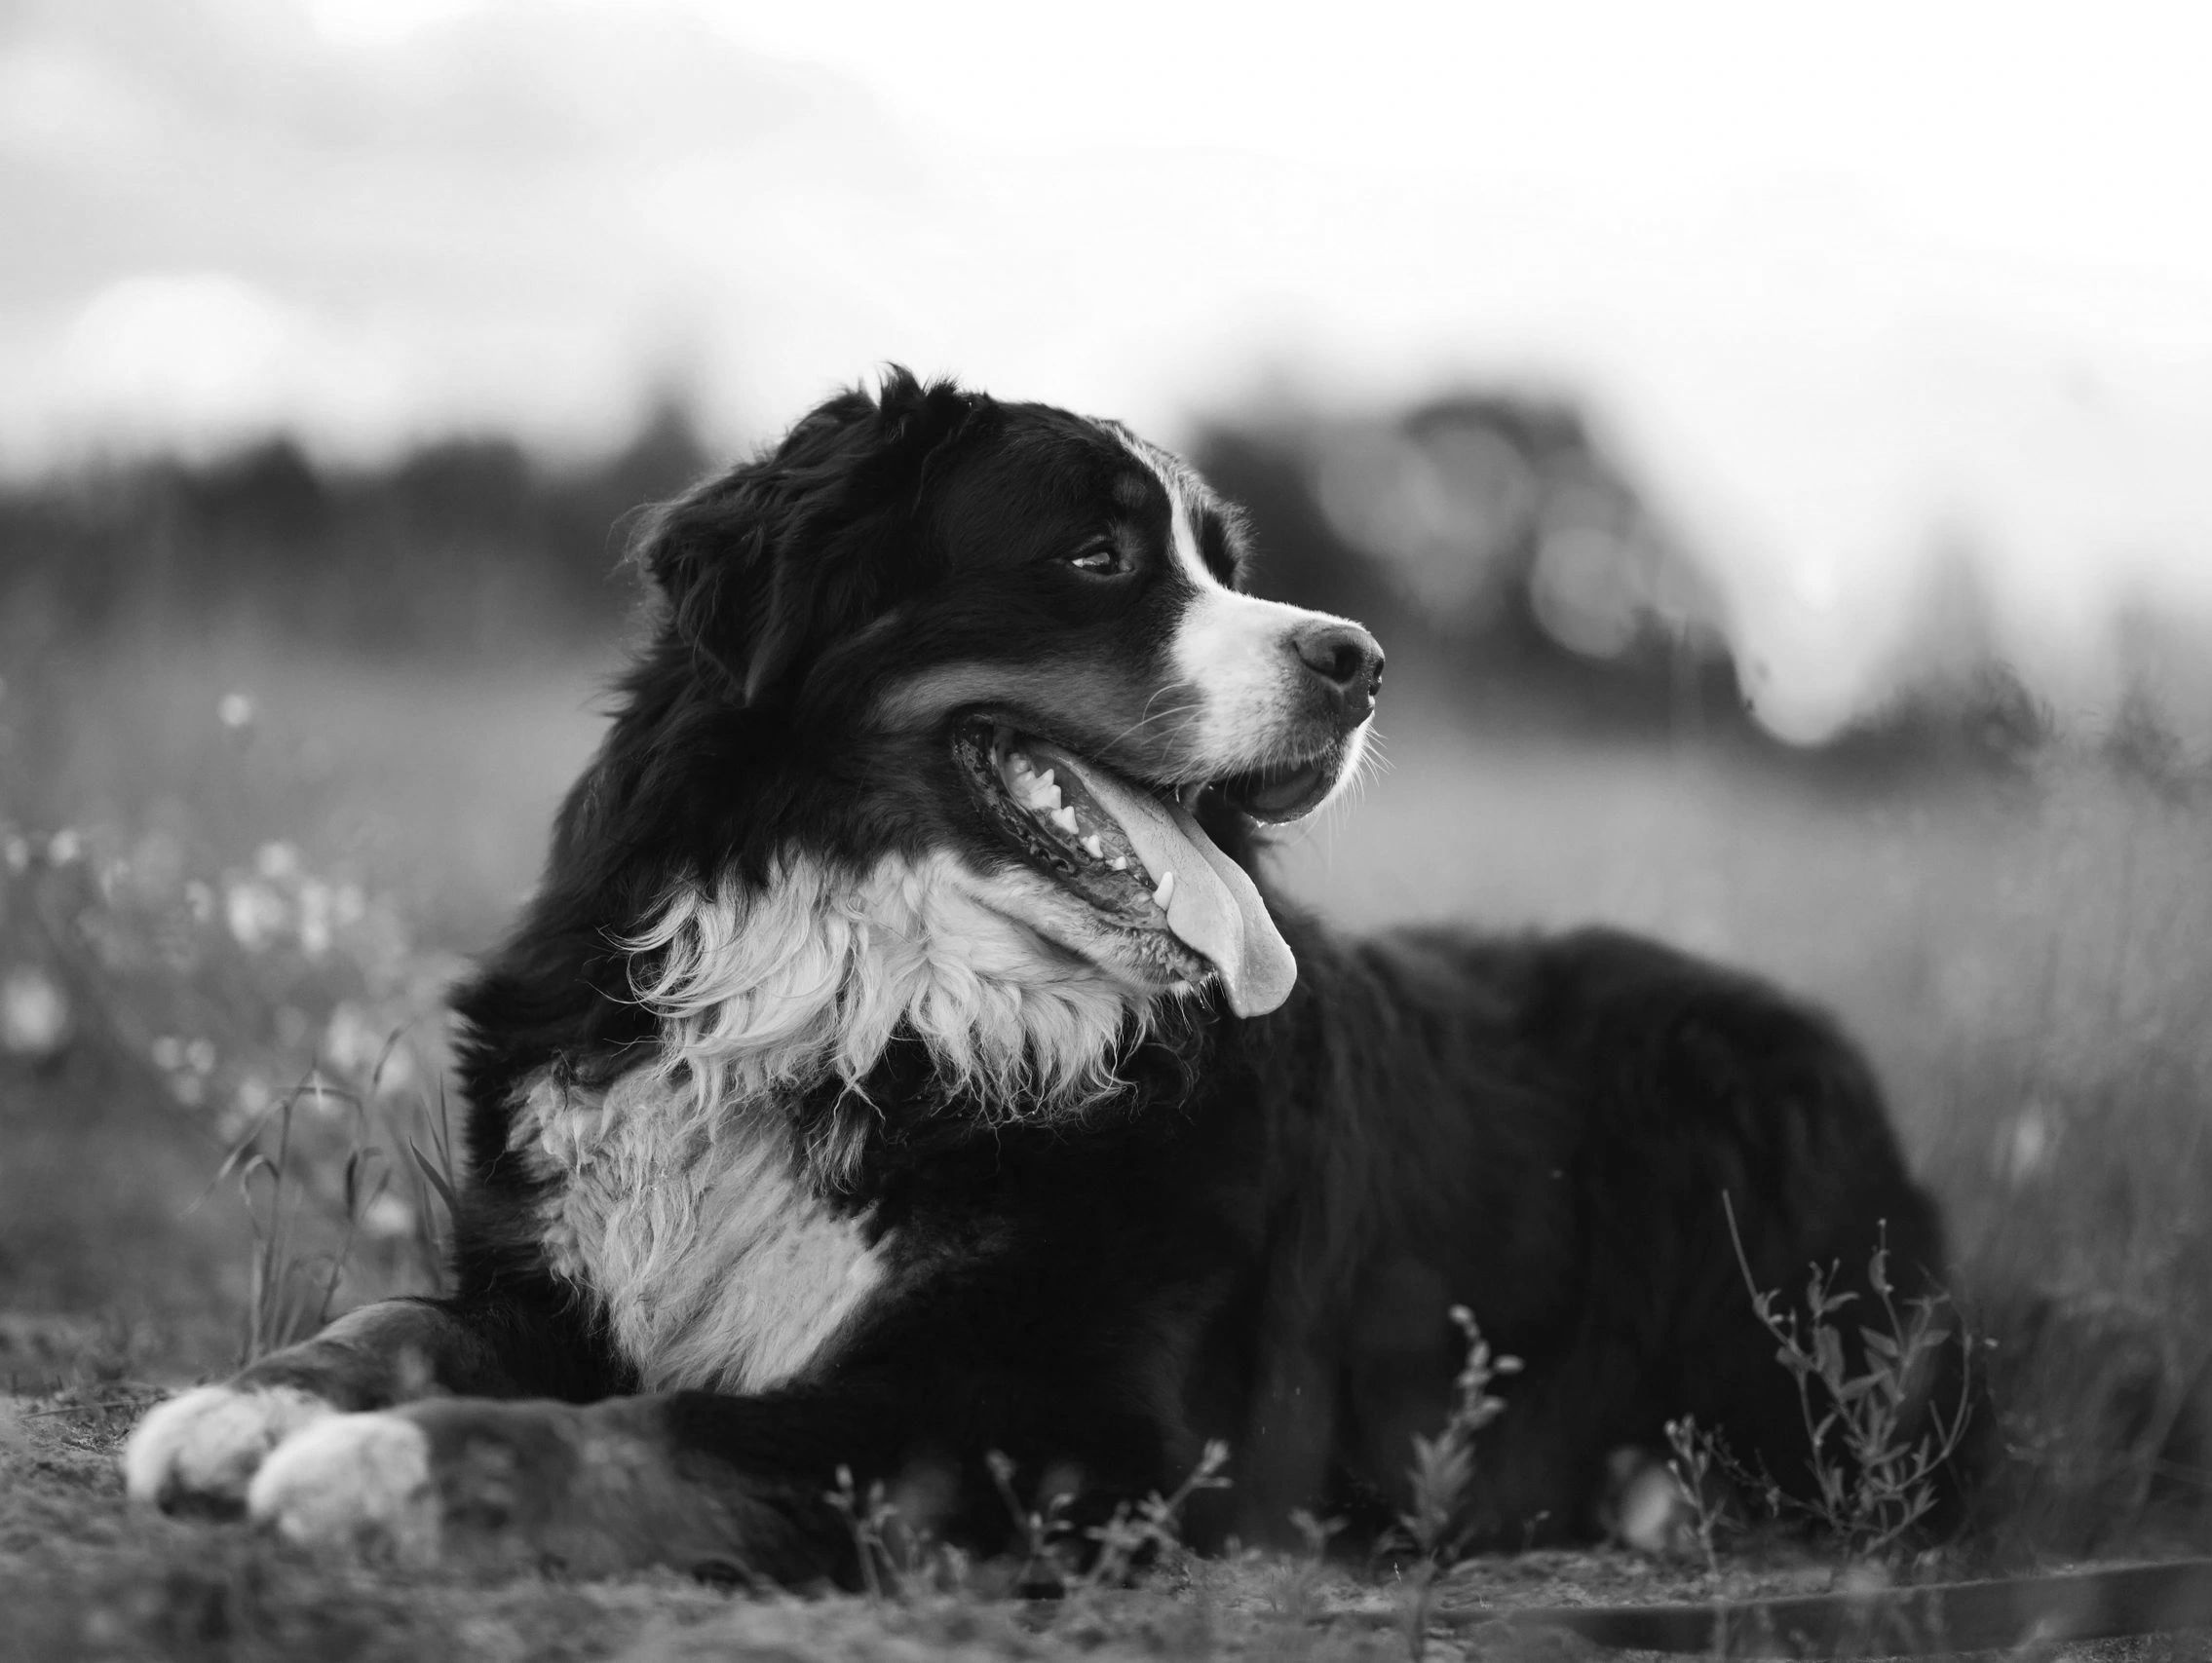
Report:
4,3,2212,1657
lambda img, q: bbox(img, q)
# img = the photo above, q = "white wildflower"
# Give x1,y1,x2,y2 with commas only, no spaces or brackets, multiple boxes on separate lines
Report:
0,967,71,1061
361,1192,415,1239
224,879,286,951
324,1002,381,1077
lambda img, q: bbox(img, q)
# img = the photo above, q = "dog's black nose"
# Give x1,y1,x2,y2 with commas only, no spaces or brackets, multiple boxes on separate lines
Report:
1288,620,1385,722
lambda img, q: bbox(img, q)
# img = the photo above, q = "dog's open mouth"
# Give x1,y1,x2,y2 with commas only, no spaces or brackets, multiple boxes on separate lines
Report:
954,717,1323,1017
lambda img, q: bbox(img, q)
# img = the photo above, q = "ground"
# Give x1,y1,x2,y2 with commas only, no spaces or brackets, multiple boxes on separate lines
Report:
7,1385,2208,1661
3,627,2210,1658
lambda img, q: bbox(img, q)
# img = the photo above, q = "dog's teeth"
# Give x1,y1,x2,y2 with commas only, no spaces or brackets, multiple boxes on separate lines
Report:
1109,856,1128,872
1153,871,1176,907
1051,805,1078,834
1037,769,1054,791
1082,834,1104,860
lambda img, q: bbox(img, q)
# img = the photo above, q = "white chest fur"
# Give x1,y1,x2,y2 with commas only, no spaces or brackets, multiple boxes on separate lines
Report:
511,1069,888,1393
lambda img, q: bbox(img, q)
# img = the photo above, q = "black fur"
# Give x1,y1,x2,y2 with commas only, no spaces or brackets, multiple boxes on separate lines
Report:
155,370,1960,1581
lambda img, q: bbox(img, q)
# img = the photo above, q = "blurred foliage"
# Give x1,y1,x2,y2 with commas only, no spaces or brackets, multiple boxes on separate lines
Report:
1193,393,1740,727
1195,397,2107,780
0,692,459,1364
0,383,2119,780
0,397,707,653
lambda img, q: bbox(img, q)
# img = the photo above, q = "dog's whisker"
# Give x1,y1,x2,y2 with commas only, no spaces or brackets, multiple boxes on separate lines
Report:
1098,698,1207,756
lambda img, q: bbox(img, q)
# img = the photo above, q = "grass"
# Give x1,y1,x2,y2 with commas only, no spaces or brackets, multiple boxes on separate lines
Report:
0,613,607,1371
5,617,2212,1656
1659,1213,1978,1567
1390,1308,1520,1656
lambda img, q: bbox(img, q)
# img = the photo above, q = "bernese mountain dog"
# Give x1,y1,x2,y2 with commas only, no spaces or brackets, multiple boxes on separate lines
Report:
124,369,1956,1582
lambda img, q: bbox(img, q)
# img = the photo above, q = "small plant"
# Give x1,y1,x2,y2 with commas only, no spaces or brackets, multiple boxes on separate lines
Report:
984,1449,1081,1592
1082,1438,1232,1588
1656,1417,1757,1654
826,1463,904,1601
207,1047,457,1363
1400,1306,1521,1560
1661,1415,1727,1576
983,1439,1232,1596
1287,1505,1347,1559
1393,1305,1521,1660
1265,1506,1349,1628
1724,1196,1977,1558
404,1075,465,1279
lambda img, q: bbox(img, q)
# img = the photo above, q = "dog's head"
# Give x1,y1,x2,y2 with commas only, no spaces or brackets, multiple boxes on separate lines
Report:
591,369,1380,1122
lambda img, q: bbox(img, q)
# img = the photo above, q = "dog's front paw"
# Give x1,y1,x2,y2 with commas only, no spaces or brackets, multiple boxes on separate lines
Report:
247,1412,442,1566
123,1384,336,1517
248,1399,683,1575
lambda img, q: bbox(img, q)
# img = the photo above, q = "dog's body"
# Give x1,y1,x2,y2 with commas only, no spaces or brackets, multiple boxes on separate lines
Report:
126,372,1953,1580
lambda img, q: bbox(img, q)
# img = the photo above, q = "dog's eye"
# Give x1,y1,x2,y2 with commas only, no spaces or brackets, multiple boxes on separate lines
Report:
1066,542,1128,577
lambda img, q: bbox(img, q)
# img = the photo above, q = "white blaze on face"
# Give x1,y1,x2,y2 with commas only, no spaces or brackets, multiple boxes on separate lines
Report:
1121,433,1373,777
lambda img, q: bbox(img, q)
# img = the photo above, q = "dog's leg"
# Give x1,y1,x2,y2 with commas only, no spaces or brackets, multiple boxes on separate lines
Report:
243,1382,940,1582
124,1296,549,1518
244,1374,1176,1584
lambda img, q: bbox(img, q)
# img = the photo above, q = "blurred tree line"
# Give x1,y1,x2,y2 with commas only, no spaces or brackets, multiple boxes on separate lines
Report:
0,386,1735,696
0,386,2086,773
1190,394,1747,737
1189,398,2057,772
0,400,707,653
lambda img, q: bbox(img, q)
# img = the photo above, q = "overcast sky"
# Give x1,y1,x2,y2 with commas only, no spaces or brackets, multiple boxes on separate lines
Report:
6,0,2212,739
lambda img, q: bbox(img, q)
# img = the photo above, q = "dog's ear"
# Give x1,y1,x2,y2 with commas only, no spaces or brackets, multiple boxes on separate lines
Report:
630,367,979,707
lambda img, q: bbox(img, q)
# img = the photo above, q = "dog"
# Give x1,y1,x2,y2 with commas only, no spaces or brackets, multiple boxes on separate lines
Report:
124,369,1957,1581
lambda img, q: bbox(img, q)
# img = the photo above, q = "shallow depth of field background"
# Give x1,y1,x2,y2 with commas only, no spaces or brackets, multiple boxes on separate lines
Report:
5,0,2212,1570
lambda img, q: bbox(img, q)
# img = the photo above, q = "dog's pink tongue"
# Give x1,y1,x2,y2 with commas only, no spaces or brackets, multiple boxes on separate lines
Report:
1049,754,1297,1017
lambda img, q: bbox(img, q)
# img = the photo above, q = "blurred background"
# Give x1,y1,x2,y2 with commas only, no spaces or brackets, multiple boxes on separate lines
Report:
4,0,2211,1552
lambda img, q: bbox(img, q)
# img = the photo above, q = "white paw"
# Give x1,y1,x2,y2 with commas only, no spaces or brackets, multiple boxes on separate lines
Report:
247,1412,440,1565
123,1384,335,1512
1601,1446,1699,1555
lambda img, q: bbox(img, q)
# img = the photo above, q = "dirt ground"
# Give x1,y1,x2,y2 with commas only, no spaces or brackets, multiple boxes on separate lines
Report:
6,1381,2211,1663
